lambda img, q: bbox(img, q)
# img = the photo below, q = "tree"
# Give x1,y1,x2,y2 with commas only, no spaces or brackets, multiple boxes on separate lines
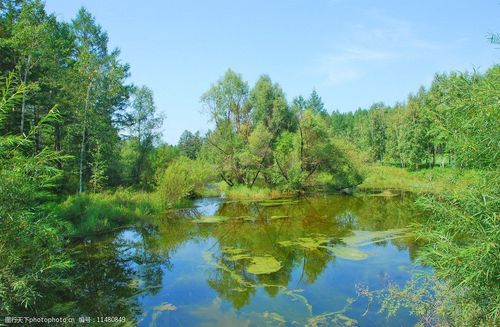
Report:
307,89,327,116
67,8,131,192
249,75,295,138
201,69,249,134
124,85,162,188
201,70,249,185
368,103,387,162
178,130,203,159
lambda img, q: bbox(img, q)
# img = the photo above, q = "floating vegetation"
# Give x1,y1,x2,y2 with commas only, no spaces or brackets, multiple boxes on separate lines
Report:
202,251,254,288
246,255,282,275
283,288,313,315
278,234,369,260
307,298,357,326
153,302,177,311
150,302,177,327
322,245,369,261
341,229,409,247
262,311,286,325
193,215,229,223
308,312,357,327
278,235,331,251
259,199,299,207
269,215,289,220
221,247,252,261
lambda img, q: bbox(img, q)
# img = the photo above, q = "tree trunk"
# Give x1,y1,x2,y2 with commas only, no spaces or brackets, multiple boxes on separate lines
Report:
79,81,93,193
34,104,41,153
20,55,31,134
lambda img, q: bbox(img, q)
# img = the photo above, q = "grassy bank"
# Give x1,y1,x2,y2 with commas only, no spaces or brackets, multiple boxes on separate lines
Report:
359,165,482,195
209,182,294,200
55,189,162,236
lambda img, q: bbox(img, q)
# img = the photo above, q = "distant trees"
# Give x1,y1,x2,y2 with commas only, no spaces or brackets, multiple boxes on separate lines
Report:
329,65,500,171
178,130,203,159
121,86,162,189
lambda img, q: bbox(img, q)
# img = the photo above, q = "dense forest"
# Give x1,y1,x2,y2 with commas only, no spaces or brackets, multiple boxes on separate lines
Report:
0,1,498,326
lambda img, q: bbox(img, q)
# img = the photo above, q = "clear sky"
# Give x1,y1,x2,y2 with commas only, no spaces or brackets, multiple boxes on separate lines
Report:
44,0,499,144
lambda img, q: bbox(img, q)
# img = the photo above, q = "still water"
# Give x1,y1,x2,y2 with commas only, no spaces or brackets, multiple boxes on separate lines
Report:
72,193,425,326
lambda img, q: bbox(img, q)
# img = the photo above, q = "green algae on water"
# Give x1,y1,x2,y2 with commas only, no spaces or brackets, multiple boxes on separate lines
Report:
341,229,409,247
278,234,369,260
322,245,369,260
193,215,229,224
278,235,331,251
259,199,299,207
269,215,289,220
246,255,282,275
153,302,177,311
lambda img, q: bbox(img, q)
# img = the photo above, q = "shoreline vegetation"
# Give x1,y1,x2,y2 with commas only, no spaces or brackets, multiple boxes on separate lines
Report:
0,1,498,326
56,163,484,238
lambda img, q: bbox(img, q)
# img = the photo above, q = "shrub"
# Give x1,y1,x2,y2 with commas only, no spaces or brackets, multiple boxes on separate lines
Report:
156,157,216,207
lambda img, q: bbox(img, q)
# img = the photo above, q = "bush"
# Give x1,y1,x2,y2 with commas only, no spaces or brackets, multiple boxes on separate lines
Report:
156,157,216,207
412,173,500,325
55,188,160,235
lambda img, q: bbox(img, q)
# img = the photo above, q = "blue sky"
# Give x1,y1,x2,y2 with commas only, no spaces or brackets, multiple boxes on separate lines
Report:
45,0,499,144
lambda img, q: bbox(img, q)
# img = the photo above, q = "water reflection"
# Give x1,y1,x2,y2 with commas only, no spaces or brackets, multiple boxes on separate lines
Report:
65,194,423,326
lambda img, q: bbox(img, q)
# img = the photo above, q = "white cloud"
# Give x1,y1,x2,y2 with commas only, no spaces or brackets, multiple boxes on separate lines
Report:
316,47,396,85
312,10,446,86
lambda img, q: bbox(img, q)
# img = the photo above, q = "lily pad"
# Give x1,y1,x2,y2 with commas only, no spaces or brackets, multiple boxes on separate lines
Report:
246,255,282,275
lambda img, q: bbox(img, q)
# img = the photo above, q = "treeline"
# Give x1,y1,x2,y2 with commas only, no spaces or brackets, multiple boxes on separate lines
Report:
330,66,499,170
0,0,164,314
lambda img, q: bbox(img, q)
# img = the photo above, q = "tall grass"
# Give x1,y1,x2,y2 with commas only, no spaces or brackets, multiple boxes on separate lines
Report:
55,188,161,236
359,164,481,195
219,183,293,200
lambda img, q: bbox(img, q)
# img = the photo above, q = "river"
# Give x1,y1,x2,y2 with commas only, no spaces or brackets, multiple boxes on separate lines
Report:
69,193,426,326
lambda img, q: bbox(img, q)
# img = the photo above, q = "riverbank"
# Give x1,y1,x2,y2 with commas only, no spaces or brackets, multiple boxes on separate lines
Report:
358,165,481,195
58,165,478,236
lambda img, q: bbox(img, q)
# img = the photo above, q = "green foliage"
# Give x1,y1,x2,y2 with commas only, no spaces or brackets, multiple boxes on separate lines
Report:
413,174,499,325
0,73,72,315
120,85,162,189
55,188,160,235
178,130,203,159
89,140,107,193
156,157,216,207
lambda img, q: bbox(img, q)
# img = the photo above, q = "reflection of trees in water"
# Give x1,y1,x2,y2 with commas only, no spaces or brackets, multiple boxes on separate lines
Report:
61,216,193,322
54,195,421,318
199,195,421,309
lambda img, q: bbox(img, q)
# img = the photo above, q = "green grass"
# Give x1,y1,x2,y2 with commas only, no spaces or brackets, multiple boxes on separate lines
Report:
55,188,162,236
220,184,293,200
359,164,481,195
